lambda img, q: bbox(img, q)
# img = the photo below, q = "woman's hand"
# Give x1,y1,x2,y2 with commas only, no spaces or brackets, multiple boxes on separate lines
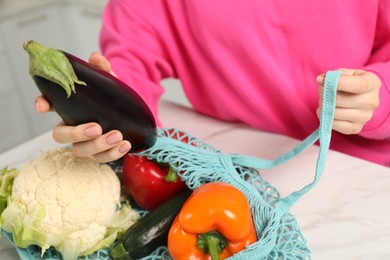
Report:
35,52,130,163
316,69,381,135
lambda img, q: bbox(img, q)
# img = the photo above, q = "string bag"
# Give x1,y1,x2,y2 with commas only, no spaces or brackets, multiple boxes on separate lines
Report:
8,70,341,260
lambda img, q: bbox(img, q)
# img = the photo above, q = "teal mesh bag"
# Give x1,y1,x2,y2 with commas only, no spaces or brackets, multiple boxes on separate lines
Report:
4,70,341,259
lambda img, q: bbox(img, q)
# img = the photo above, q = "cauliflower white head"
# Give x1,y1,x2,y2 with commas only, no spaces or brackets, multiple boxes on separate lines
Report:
1,148,139,259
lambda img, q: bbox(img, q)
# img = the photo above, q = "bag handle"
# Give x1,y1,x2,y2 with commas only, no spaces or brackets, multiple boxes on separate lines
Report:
231,70,342,212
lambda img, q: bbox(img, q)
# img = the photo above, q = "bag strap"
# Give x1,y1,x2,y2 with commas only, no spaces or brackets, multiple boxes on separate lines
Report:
231,70,341,212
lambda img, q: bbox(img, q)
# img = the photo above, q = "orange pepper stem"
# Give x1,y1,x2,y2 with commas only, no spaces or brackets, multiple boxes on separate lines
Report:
196,231,228,260
164,165,178,182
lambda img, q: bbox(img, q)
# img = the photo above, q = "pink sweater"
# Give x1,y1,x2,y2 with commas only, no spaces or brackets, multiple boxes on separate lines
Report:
100,0,390,167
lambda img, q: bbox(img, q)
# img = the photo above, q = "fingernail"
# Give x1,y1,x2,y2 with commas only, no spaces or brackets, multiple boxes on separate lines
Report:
35,101,41,112
119,142,131,153
106,132,122,145
316,75,325,84
90,52,102,59
85,126,101,137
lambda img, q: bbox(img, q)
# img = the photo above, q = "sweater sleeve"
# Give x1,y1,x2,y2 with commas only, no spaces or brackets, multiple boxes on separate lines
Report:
99,0,175,126
360,0,390,140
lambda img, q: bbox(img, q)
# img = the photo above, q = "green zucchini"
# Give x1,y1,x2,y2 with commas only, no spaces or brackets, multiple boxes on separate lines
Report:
110,189,192,259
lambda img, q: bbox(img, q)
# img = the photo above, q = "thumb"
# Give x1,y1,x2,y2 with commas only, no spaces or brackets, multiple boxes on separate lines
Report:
316,74,325,86
88,52,117,77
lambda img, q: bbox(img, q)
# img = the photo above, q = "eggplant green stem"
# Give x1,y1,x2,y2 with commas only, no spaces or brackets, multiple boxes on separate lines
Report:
23,40,86,98
196,231,228,260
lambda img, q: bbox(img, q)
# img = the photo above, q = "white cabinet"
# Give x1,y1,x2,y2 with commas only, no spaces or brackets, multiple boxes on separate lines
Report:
0,44,14,94
1,3,67,138
0,93,30,152
0,43,30,152
64,3,104,59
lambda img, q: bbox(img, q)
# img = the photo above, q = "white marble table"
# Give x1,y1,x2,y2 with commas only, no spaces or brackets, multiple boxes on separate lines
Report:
0,101,389,259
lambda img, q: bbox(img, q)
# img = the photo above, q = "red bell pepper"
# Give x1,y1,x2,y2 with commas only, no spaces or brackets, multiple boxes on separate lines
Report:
122,154,187,210
122,129,190,210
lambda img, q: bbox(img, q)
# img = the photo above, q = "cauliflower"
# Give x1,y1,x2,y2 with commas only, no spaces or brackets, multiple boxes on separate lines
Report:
0,148,139,260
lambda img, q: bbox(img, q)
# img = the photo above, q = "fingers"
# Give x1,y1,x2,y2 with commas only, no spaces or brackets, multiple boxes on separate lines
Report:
332,108,374,123
332,121,363,135
72,130,123,156
335,69,371,94
52,122,131,163
53,122,102,143
316,106,373,134
318,69,379,94
88,52,117,76
35,96,52,113
90,141,131,163
316,69,381,135
318,85,379,109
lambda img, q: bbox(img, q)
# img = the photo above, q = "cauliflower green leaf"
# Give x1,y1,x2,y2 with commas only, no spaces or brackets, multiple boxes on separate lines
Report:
0,167,19,215
0,148,140,260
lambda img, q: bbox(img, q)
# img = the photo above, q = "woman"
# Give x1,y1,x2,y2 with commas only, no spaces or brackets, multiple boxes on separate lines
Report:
35,1,390,166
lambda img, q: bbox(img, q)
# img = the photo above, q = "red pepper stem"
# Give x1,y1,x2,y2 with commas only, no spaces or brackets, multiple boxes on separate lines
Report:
164,166,178,182
196,231,227,260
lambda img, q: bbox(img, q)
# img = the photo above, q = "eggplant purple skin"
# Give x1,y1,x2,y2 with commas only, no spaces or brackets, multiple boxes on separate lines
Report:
32,51,157,152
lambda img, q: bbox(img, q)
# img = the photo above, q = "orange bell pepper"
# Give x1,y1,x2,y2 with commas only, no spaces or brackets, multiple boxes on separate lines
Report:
167,182,257,260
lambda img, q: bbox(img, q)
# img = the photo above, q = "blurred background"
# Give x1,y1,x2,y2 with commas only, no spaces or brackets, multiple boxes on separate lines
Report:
0,0,189,154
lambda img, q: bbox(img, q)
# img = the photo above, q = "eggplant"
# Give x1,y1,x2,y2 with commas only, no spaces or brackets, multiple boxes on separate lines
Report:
24,41,156,151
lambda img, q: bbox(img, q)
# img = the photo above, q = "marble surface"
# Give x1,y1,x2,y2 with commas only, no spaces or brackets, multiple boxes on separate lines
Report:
0,101,389,259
